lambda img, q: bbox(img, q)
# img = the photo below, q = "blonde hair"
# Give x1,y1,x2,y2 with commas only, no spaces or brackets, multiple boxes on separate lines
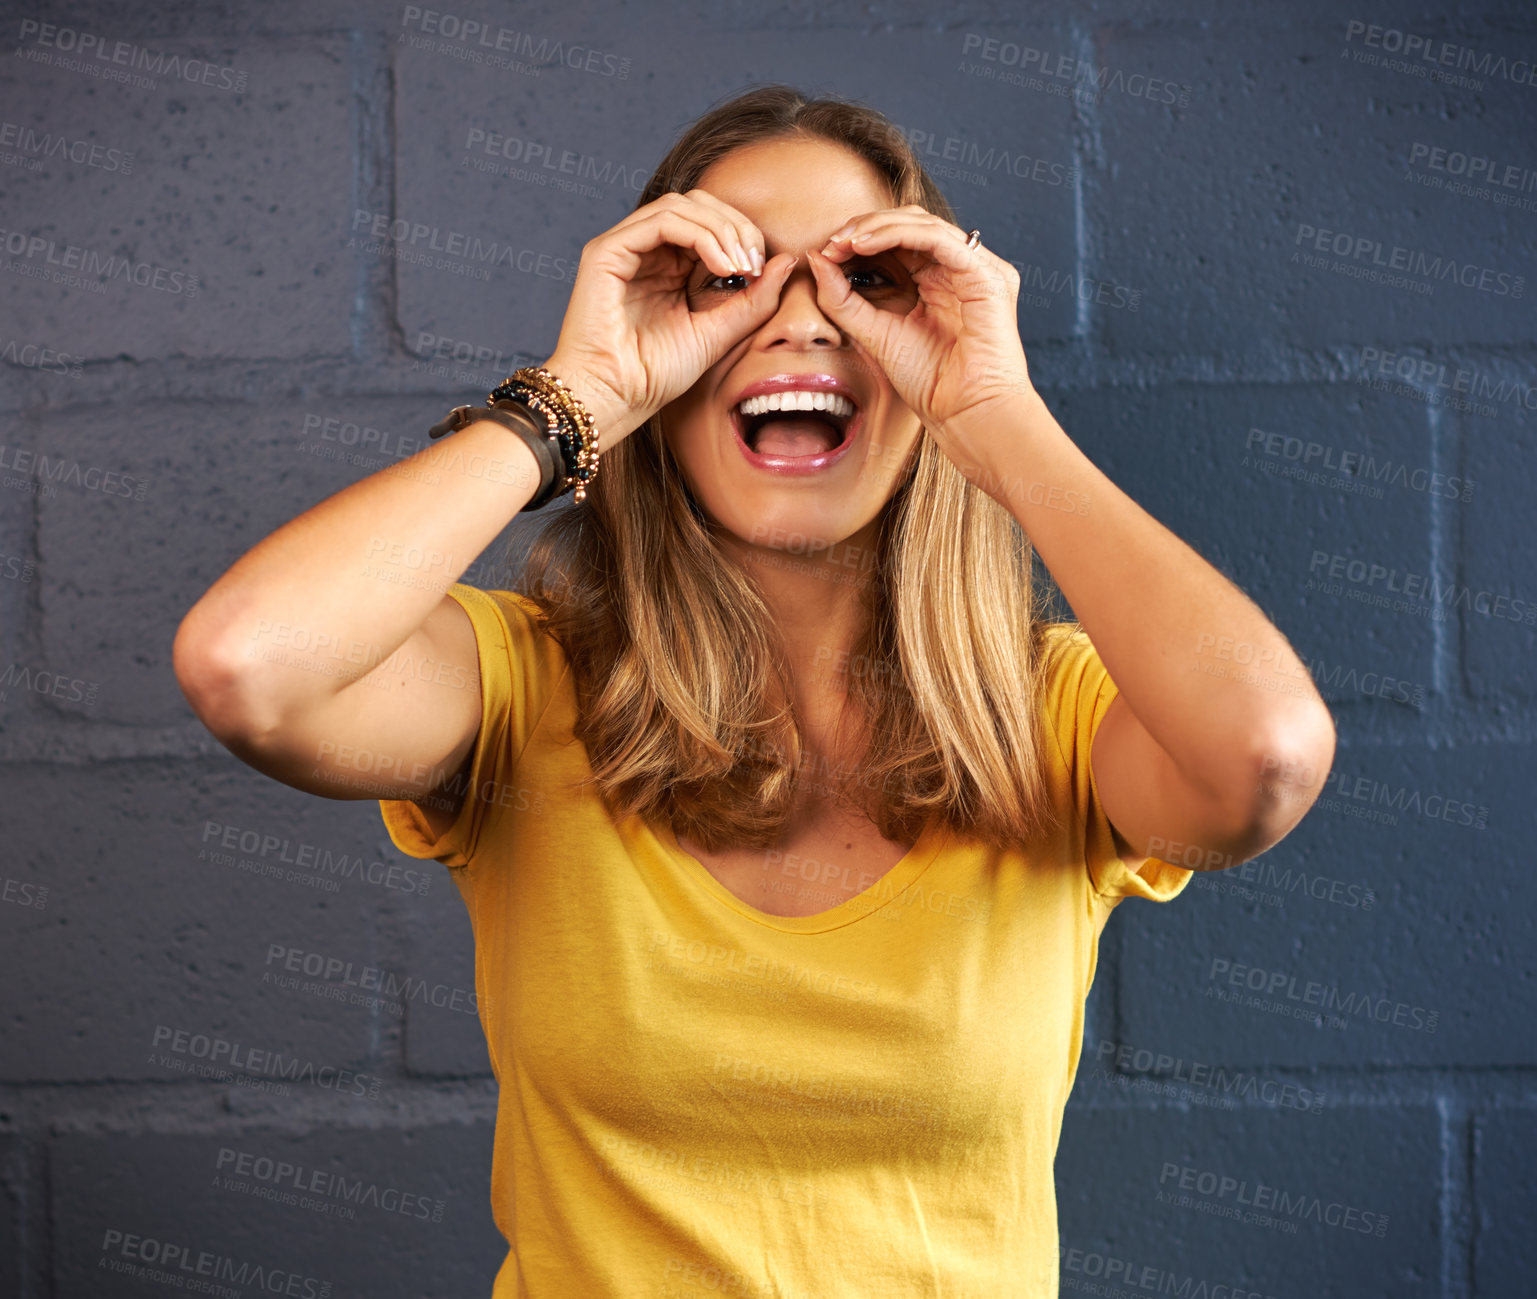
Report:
514,84,1064,853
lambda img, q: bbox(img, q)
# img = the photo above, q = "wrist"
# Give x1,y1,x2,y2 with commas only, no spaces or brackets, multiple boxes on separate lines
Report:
541,353,642,451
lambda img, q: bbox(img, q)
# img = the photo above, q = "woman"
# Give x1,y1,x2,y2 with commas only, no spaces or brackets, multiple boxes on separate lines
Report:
174,85,1334,1297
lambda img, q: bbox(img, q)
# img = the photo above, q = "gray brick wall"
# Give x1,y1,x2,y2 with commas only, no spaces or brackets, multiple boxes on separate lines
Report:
1,1,1532,1294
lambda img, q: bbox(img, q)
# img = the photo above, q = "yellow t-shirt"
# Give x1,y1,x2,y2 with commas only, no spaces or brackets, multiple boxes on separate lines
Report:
380,585,1192,1298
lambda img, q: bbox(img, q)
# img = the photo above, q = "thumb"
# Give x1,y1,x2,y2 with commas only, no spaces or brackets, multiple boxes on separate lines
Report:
693,252,799,361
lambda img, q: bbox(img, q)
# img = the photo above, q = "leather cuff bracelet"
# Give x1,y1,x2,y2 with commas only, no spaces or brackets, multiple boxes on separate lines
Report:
427,400,565,511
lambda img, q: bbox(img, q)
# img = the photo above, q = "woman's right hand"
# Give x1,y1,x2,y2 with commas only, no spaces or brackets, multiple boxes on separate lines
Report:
542,189,799,450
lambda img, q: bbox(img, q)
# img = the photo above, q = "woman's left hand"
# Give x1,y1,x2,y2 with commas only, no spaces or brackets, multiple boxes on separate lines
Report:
808,206,1038,474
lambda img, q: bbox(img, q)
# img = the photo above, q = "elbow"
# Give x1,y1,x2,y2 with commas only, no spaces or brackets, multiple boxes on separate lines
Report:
1244,700,1338,843
172,604,273,744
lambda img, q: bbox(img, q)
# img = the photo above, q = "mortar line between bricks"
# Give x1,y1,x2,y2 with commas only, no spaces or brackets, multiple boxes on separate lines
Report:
40,1130,54,1299
1461,1103,1478,1299
1069,20,1100,341
1425,400,1452,708
349,28,402,364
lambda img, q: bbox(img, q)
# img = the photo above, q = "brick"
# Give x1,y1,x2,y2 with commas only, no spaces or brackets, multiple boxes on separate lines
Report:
0,37,352,360
1038,381,1437,702
1117,740,1533,1067
1454,399,1537,699
32,395,477,726
0,1135,22,1296
50,1124,502,1297
1094,24,1534,353
0,759,386,1082
0,475,36,731
1056,1103,1440,1298
1473,1107,1537,1289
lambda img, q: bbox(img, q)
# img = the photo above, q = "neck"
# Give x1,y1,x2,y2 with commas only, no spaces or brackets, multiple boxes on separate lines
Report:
718,517,881,710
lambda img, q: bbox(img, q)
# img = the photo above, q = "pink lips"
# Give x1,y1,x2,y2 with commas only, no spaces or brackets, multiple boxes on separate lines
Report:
728,372,862,476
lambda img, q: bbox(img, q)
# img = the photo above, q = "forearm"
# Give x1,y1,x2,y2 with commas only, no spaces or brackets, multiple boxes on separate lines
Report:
972,391,1330,804
175,418,542,716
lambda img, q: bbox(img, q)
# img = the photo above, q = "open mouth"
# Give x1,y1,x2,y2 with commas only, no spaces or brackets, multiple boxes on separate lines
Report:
731,390,859,459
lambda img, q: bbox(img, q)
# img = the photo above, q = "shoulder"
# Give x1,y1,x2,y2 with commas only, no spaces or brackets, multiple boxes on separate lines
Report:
1033,620,1118,772
444,584,572,682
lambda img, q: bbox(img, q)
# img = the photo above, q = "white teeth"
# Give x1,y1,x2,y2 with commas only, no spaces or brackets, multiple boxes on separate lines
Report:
736,390,855,418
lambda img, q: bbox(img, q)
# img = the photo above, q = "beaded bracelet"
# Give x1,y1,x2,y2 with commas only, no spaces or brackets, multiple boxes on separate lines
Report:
489,367,600,504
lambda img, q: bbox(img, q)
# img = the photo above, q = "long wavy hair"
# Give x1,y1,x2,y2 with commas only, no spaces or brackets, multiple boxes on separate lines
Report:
513,83,1065,853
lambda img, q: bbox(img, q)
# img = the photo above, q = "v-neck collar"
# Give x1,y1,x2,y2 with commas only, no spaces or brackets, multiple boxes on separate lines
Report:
645,815,945,934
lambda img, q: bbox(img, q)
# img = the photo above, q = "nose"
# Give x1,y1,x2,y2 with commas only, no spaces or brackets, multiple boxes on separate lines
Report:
756,258,844,350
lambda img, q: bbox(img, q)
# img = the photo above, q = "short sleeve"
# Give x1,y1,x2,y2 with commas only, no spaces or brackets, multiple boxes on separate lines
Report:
1039,623,1194,910
378,584,568,868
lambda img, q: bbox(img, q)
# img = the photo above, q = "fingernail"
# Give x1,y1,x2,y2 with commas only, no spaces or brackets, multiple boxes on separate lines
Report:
732,241,751,273
750,246,764,276
829,225,853,242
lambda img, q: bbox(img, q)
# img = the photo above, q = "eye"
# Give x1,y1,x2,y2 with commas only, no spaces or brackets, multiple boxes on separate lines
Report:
689,260,900,303
696,272,751,293
843,263,897,290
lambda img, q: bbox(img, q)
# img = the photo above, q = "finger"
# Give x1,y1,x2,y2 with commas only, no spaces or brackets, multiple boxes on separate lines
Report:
803,248,887,350
677,188,767,274
613,190,761,275
692,252,800,358
824,214,977,275
607,208,745,279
